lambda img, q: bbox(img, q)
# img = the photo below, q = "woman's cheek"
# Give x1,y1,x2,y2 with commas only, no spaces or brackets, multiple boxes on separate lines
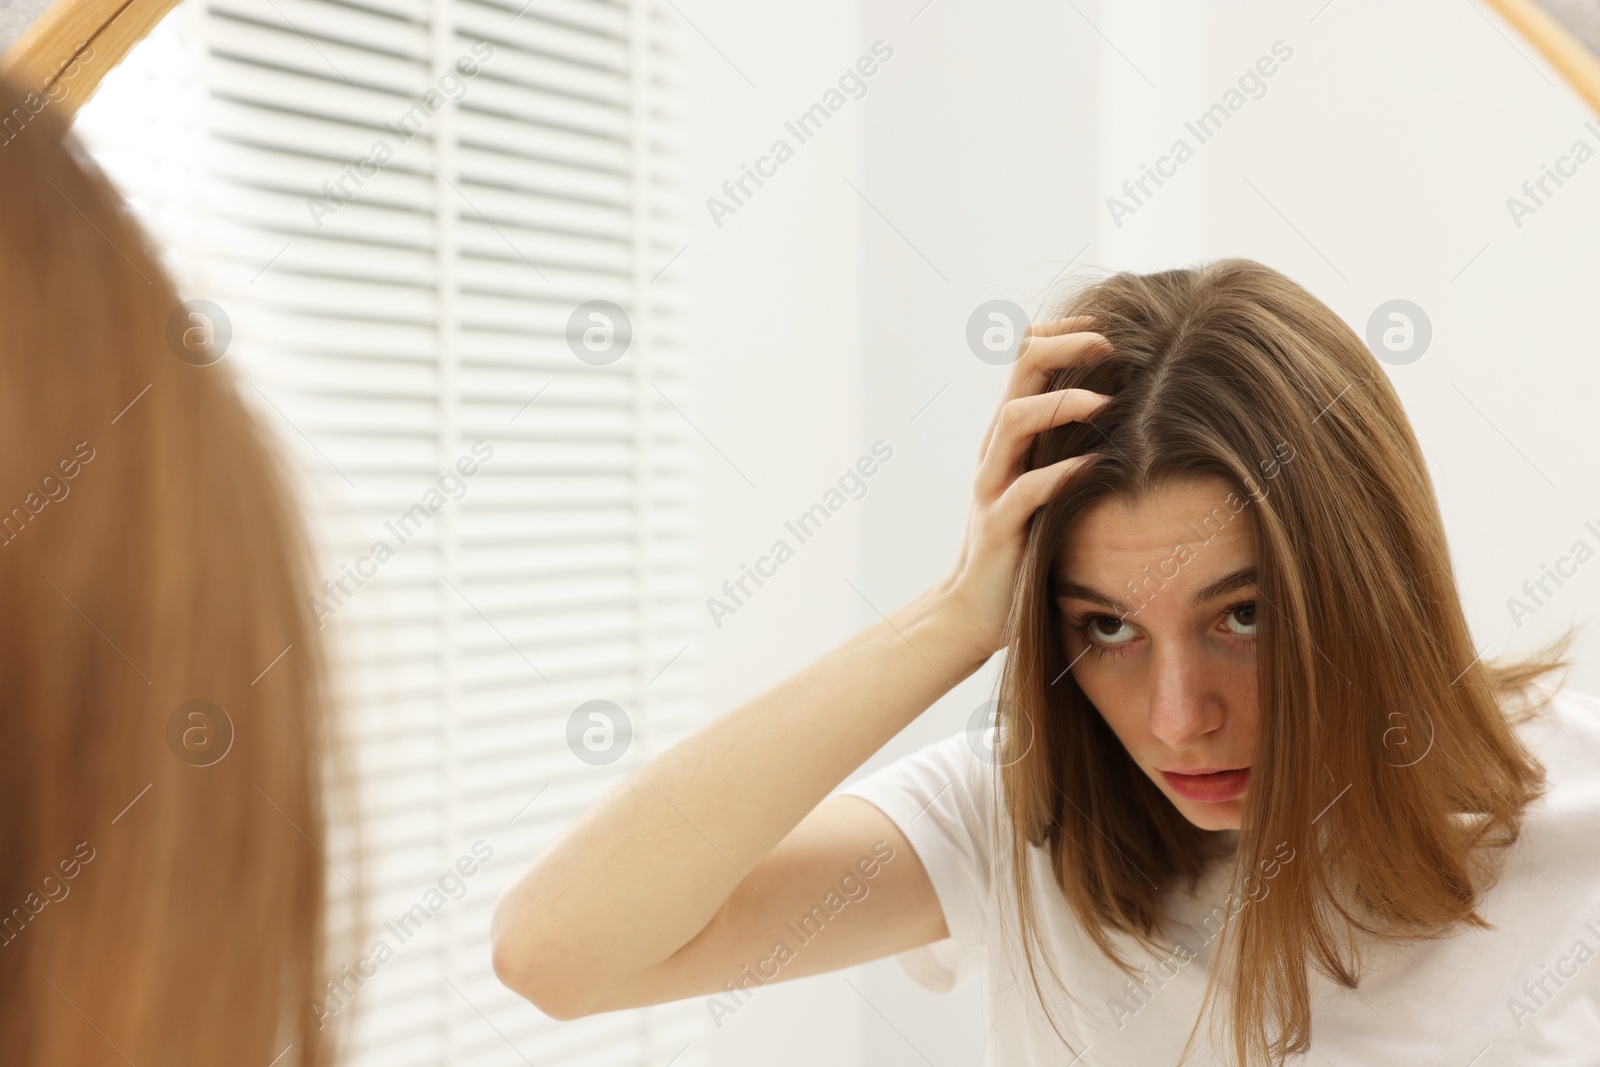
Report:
1076,673,1132,742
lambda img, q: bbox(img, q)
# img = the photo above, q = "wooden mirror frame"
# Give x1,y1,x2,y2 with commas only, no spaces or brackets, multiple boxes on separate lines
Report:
0,0,184,121
1484,0,1600,115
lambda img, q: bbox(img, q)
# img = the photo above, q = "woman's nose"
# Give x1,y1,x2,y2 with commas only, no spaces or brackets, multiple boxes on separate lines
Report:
1146,648,1227,749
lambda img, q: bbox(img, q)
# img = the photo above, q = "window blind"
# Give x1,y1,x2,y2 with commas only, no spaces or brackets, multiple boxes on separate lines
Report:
74,0,702,1063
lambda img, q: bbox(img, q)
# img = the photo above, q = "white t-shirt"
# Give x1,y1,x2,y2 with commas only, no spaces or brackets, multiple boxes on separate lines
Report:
838,682,1600,1065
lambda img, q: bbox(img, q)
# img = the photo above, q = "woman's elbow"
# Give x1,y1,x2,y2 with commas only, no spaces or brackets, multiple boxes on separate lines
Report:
489,902,596,1021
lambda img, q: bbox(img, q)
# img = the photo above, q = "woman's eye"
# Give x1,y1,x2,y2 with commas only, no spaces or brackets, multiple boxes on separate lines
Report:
1224,601,1257,636
1077,613,1138,655
1089,615,1136,643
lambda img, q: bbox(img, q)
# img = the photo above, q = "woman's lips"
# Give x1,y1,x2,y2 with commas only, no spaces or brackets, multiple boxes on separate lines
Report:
1161,767,1250,803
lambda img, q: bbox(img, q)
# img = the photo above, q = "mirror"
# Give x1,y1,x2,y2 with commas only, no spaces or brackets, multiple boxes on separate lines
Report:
1484,0,1600,112
0,0,184,117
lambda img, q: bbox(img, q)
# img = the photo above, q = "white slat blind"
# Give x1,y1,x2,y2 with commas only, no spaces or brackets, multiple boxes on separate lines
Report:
74,0,702,1063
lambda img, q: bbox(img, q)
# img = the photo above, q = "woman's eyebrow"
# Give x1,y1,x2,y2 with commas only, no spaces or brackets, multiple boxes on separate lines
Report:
1052,565,1258,614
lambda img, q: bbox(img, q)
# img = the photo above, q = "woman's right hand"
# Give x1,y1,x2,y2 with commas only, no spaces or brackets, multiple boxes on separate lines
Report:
937,314,1115,659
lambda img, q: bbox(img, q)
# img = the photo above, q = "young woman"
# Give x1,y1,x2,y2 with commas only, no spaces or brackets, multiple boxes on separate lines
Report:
491,258,1595,1065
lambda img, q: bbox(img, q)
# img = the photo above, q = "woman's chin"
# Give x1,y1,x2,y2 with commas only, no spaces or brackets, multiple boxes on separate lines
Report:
1171,794,1245,831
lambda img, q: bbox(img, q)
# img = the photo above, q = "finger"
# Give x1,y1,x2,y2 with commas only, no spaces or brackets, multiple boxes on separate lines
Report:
977,377,1111,489
994,453,1104,528
978,329,1114,460
976,389,1112,499
1010,329,1114,402
1024,314,1101,340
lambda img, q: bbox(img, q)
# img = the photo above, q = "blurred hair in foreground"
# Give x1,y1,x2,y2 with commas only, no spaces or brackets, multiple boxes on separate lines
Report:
0,69,355,1065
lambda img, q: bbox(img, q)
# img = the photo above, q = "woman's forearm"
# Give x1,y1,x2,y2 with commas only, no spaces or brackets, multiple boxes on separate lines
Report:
489,578,989,1014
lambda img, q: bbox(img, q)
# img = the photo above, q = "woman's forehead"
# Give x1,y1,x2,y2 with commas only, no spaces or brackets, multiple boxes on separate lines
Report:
1057,477,1256,565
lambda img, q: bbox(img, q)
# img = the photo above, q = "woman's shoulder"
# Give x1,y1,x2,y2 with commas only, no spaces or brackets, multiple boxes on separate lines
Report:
837,729,1001,836
834,728,1006,994
835,728,1011,888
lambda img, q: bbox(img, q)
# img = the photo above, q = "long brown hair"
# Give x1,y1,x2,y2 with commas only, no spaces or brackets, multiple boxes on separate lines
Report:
990,258,1574,1065
0,70,355,1064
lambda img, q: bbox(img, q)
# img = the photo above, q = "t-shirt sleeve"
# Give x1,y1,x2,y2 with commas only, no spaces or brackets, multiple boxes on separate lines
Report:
834,730,996,993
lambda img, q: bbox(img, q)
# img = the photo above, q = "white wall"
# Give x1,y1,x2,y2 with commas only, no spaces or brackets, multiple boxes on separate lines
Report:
684,0,1600,1064
676,2,867,1064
